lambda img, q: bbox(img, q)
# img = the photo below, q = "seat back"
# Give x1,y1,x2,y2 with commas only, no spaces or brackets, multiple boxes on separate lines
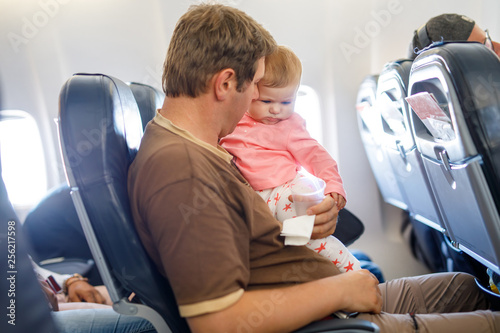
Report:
333,208,365,247
0,162,58,333
127,81,164,130
23,183,102,285
376,59,445,232
407,42,500,274
58,73,189,332
356,74,407,209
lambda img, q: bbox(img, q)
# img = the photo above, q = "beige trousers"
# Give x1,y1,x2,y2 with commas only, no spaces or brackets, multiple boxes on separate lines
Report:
357,272,499,332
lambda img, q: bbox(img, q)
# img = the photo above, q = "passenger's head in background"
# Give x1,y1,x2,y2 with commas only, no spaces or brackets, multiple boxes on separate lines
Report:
408,13,500,59
247,45,302,125
162,3,276,98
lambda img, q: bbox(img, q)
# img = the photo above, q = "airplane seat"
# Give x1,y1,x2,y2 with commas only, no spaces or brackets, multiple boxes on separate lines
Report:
58,73,188,332
58,73,379,333
407,42,500,278
0,162,59,332
376,58,446,232
22,183,102,285
127,81,164,129
356,74,407,210
375,59,463,274
23,82,164,286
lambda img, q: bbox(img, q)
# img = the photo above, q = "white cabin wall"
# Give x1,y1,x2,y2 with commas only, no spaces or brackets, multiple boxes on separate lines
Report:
1,0,499,278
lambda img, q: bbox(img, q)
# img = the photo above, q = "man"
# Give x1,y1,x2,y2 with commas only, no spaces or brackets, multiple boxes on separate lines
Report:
409,13,500,59
129,4,499,332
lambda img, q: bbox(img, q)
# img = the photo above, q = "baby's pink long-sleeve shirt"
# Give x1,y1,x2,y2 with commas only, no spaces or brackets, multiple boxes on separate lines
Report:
220,113,346,199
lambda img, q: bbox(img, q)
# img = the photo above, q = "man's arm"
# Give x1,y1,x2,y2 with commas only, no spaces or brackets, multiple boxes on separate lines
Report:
187,269,382,333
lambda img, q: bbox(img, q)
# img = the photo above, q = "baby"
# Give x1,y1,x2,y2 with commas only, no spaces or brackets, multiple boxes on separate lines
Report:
220,45,360,272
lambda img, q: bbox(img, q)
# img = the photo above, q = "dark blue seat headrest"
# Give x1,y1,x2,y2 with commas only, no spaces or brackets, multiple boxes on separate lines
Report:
127,82,164,130
59,73,143,187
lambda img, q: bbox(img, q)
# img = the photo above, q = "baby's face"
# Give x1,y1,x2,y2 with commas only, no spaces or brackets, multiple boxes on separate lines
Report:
247,83,298,125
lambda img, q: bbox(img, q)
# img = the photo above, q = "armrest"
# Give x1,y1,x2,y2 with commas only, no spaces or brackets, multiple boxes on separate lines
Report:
294,317,379,333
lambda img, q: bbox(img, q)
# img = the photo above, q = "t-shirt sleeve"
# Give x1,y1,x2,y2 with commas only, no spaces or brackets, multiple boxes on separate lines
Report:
144,176,249,317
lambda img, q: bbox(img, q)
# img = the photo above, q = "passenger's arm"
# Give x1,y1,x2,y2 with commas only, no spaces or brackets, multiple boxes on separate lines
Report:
66,279,107,304
187,269,382,333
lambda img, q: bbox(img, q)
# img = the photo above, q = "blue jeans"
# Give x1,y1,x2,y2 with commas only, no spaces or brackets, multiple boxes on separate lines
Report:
52,308,156,333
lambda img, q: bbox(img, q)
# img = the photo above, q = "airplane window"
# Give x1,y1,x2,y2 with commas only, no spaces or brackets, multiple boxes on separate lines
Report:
0,110,47,207
295,85,323,144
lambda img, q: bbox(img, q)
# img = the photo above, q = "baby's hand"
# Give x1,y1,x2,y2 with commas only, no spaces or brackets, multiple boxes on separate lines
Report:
329,192,346,210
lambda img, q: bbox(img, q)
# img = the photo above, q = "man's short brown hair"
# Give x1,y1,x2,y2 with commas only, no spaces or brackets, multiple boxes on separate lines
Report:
163,4,277,97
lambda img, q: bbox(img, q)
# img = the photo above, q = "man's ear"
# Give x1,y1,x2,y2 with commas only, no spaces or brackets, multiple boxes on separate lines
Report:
214,68,236,101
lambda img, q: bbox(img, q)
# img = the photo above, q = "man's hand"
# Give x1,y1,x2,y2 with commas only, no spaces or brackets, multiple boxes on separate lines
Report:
67,280,106,304
333,269,382,314
307,194,338,239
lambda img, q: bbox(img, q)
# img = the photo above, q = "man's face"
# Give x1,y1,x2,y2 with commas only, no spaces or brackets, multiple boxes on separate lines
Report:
468,24,500,57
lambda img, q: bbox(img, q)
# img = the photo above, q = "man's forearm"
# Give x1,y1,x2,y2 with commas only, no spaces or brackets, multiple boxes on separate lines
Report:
187,271,381,333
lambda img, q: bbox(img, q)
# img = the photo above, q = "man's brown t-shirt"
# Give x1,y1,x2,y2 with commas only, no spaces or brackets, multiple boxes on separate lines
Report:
128,113,339,317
